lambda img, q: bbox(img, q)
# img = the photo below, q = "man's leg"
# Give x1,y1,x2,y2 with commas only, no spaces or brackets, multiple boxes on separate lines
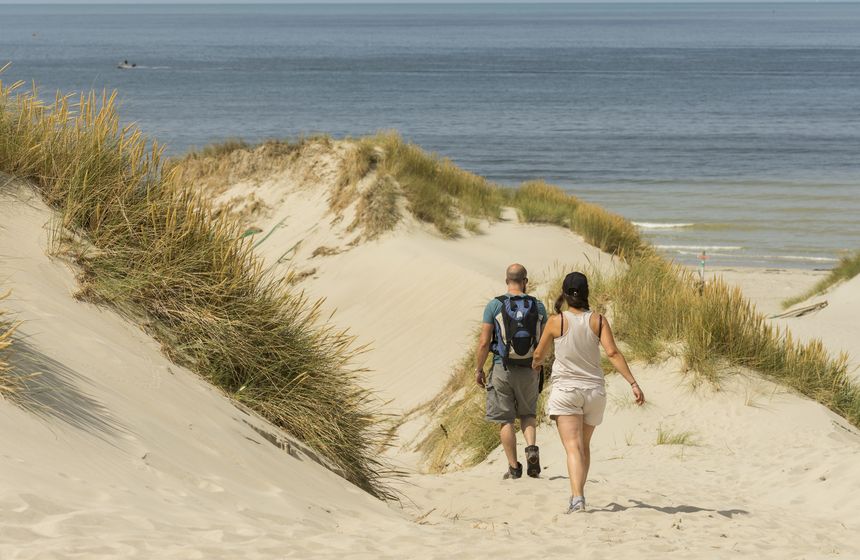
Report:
500,422,518,468
520,415,536,446
487,365,518,470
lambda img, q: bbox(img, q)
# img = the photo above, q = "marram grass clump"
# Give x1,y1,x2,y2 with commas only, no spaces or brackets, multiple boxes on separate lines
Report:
656,426,697,446
0,79,391,498
335,134,647,257
783,249,860,309
338,131,505,237
411,348,500,472
0,292,20,398
412,311,551,473
509,181,647,259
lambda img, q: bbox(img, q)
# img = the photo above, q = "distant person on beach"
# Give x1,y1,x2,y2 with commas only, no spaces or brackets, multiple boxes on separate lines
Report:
475,263,547,480
532,271,645,513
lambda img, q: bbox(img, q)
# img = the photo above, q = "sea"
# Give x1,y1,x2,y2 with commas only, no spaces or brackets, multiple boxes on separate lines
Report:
2,3,859,268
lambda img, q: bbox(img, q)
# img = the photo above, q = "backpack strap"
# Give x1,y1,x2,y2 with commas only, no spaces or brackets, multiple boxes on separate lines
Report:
493,295,511,370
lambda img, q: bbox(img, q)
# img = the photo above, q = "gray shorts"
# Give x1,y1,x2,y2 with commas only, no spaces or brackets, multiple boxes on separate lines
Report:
485,363,539,424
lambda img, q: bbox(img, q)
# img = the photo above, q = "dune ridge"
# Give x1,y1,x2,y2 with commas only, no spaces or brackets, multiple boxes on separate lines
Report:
2,82,860,557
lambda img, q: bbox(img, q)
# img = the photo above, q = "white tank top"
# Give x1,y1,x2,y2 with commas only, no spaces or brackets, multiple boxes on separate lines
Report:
551,310,605,392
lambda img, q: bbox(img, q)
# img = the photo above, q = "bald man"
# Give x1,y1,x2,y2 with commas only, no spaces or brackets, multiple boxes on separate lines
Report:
475,263,547,479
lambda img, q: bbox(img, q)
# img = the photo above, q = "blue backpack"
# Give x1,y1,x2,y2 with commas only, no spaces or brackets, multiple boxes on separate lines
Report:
490,295,543,368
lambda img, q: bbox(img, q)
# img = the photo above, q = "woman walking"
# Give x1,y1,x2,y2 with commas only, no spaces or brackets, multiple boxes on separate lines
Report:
532,272,644,513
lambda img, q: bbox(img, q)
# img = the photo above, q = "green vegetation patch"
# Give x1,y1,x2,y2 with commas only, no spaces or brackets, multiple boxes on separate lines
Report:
340,132,505,238
0,82,391,498
0,291,20,398
783,250,860,309
656,426,697,446
412,186,858,473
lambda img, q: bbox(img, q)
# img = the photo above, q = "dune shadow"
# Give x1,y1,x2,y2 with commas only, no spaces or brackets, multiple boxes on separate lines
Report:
7,333,126,442
590,499,748,519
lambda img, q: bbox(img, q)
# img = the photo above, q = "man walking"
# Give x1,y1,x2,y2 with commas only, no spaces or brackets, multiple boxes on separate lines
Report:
476,263,547,479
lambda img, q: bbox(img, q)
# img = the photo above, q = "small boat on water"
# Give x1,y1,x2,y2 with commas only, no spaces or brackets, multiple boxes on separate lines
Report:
117,60,137,69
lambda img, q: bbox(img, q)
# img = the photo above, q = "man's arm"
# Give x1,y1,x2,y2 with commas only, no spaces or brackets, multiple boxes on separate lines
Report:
475,322,493,387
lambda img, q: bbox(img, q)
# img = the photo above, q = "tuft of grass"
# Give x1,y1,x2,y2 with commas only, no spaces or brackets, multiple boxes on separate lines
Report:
463,217,482,235
411,349,500,472
172,135,331,196
338,132,506,238
0,80,391,497
350,174,401,239
510,180,577,226
0,291,21,398
656,425,697,446
509,180,648,259
331,139,378,214
194,138,249,159
782,249,860,309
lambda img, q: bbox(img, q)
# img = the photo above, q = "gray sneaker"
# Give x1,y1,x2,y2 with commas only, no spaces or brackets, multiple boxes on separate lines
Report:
503,462,523,480
525,445,541,478
566,496,586,514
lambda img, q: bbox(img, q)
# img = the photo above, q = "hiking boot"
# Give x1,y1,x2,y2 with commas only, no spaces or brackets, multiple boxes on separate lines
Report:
566,496,586,514
525,445,541,478
503,462,523,480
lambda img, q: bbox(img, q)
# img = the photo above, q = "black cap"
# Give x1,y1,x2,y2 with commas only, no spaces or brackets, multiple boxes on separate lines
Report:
562,272,589,298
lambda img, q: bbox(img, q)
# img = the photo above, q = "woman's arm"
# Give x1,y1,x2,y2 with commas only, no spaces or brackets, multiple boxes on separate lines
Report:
596,316,645,405
531,314,561,370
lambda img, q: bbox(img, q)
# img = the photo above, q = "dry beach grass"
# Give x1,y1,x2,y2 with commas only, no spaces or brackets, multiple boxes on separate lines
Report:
0,80,391,497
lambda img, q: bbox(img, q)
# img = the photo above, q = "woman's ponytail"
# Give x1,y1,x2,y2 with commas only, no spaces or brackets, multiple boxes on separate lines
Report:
554,291,590,313
554,293,565,314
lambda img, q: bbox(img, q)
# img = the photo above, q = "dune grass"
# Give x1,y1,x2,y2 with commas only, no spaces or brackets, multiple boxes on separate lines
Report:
173,133,860,469
414,192,859,470
509,180,647,258
412,345,551,473
350,174,401,240
0,81,391,497
0,292,20,398
411,348,499,472
412,313,552,473
782,250,860,309
193,137,250,159
330,135,649,259
172,135,331,196
338,132,505,237
656,426,697,446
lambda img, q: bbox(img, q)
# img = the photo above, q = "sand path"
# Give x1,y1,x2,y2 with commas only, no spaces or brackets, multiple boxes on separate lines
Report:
3,178,860,558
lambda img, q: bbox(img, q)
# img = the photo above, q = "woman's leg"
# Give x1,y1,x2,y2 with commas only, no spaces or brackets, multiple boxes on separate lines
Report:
556,415,585,497
581,423,597,496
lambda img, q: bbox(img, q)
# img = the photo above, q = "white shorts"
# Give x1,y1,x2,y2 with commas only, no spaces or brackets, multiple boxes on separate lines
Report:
547,386,607,426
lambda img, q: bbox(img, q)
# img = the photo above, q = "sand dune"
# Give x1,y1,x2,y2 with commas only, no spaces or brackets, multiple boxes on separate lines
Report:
202,144,619,413
3,165,860,558
701,266,827,317
772,276,860,378
0,183,408,558
403,364,860,558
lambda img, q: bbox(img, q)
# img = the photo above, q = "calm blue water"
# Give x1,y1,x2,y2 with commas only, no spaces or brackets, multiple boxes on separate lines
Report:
2,3,859,268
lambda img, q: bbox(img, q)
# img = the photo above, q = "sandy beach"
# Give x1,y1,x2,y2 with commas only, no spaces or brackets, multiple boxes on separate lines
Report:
3,139,860,560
